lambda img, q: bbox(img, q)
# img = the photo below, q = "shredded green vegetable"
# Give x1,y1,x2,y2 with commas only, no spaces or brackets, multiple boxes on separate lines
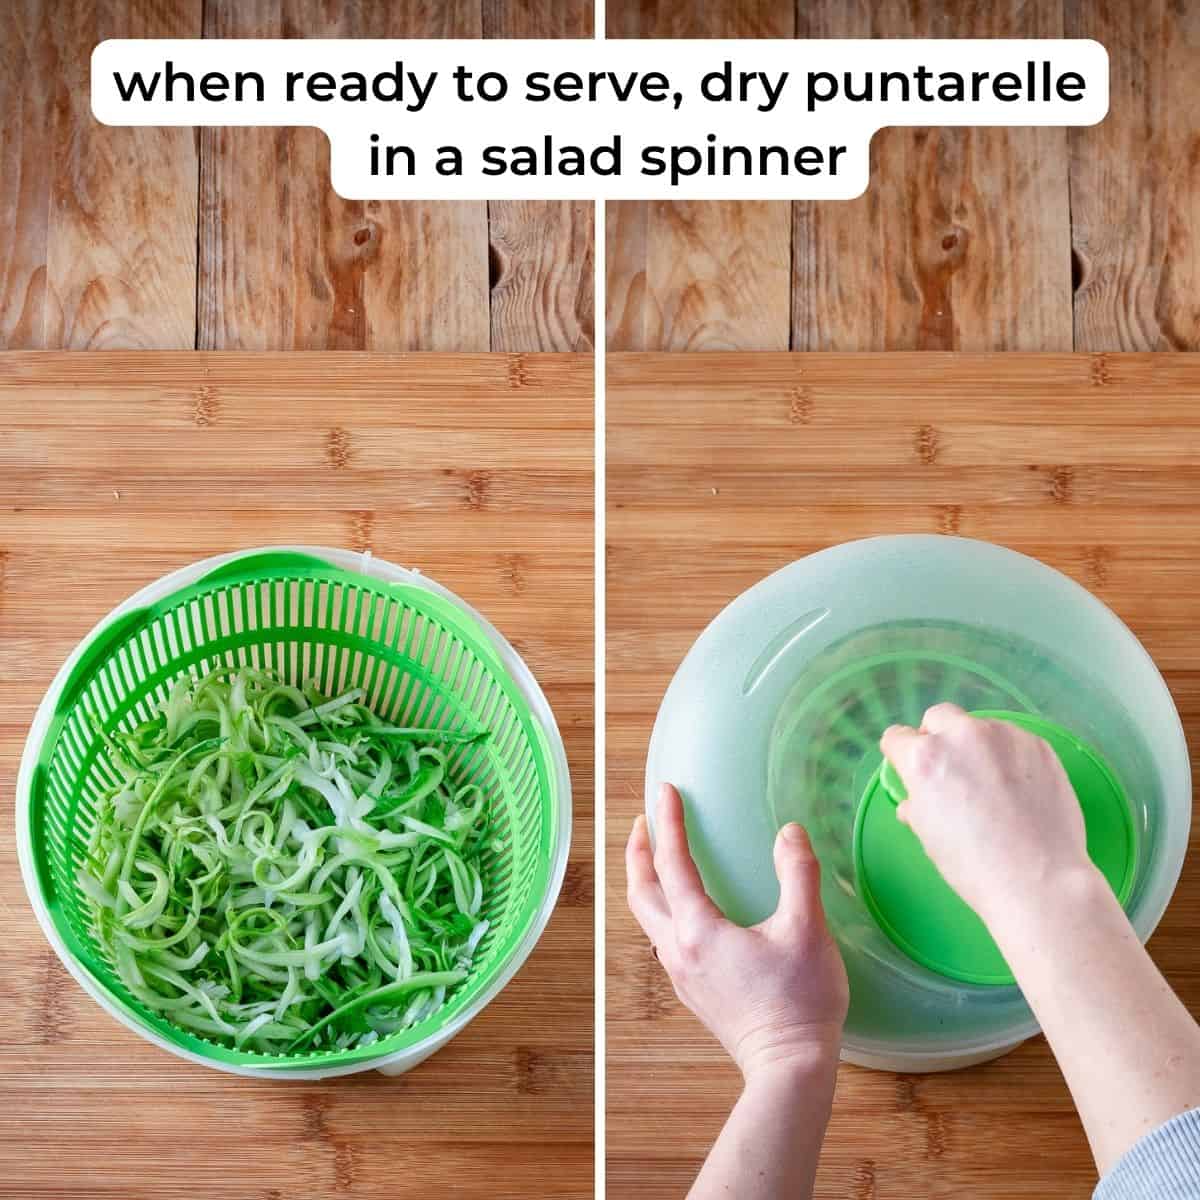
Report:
78,666,496,1055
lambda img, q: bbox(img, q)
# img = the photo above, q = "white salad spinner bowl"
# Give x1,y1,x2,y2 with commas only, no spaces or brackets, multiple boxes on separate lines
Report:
646,536,1190,1072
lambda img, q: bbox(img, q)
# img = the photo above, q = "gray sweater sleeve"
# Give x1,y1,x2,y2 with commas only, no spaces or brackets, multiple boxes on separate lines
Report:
1094,1108,1200,1199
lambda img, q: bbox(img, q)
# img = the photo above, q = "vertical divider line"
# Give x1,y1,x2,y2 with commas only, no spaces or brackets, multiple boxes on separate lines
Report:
194,0,208,349
193,125,203,349
1062,0,1078,352
787,199,796,351
593,190,606,1199
592,6,606,1187
480,0,494,351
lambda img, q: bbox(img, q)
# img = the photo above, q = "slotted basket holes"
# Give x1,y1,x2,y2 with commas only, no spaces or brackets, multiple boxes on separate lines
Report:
40,573,548,1060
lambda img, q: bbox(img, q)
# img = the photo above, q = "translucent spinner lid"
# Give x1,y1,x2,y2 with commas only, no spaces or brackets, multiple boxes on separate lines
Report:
646,536,1186,939
857,710,1137,986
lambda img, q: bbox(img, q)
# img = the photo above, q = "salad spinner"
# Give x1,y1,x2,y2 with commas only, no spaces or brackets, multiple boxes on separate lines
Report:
646,535,1191,1072
18,547,572,1080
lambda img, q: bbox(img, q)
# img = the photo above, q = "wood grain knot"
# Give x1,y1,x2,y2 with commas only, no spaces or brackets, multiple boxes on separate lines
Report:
301,1092,330,1141
36,950,66,1044
352,224,374,248
502,552,528,595
300,1094,355,1189
516,1047,547,1095
193,384,220,427
935,504,962,535
788,386,814,425
1090,353,1112,387
465,469,492,510
326,427,352,470
349,510,375,553
1084,544,1114,588
489,241,507,289
507,353,531,389
925,1111,949,1159
514,1048,589,1099
852,1159,878,1200
895,1076,919,1110
1072,247,1088,294
334,1143,356,1192
1049,465,1075,504
560,859,594,907
915,424,941,465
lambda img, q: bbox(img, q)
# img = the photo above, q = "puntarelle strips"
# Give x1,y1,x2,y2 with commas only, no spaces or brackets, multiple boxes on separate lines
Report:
109,58,1089,116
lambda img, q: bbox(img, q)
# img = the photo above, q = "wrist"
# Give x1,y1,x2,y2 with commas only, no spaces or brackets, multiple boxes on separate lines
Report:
985,859,1114,951
738,1031,842,1090
741,1050,839,1129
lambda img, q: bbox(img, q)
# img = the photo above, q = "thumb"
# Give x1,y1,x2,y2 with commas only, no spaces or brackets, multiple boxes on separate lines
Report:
768,823,825,932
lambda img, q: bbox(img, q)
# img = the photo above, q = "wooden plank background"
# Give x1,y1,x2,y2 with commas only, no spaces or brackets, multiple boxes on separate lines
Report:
606,0,1200,353
0,352,593,1199
0,0,594,354
607,352,1200,1198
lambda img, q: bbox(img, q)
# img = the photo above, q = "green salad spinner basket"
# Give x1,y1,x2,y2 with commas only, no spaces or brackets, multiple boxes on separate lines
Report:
17,547,571,1079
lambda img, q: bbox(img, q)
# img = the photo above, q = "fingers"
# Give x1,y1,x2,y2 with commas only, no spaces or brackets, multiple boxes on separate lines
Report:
625,815,670,945
625,814,660,892
652,783,719,921
921,702,970,734
768,823,825,933
880,721,922,773
882,703,973,780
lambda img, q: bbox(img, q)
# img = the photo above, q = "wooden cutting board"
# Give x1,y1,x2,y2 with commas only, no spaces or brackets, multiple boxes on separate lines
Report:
0,352,593,1199
607,352,1200,1199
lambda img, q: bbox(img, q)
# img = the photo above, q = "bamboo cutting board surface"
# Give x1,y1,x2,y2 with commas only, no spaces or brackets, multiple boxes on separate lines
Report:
607,352,1200,1198
0,352,593,1199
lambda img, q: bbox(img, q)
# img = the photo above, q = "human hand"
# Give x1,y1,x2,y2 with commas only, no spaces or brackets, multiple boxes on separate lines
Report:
880,703,1094,925
626,783,848,1082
